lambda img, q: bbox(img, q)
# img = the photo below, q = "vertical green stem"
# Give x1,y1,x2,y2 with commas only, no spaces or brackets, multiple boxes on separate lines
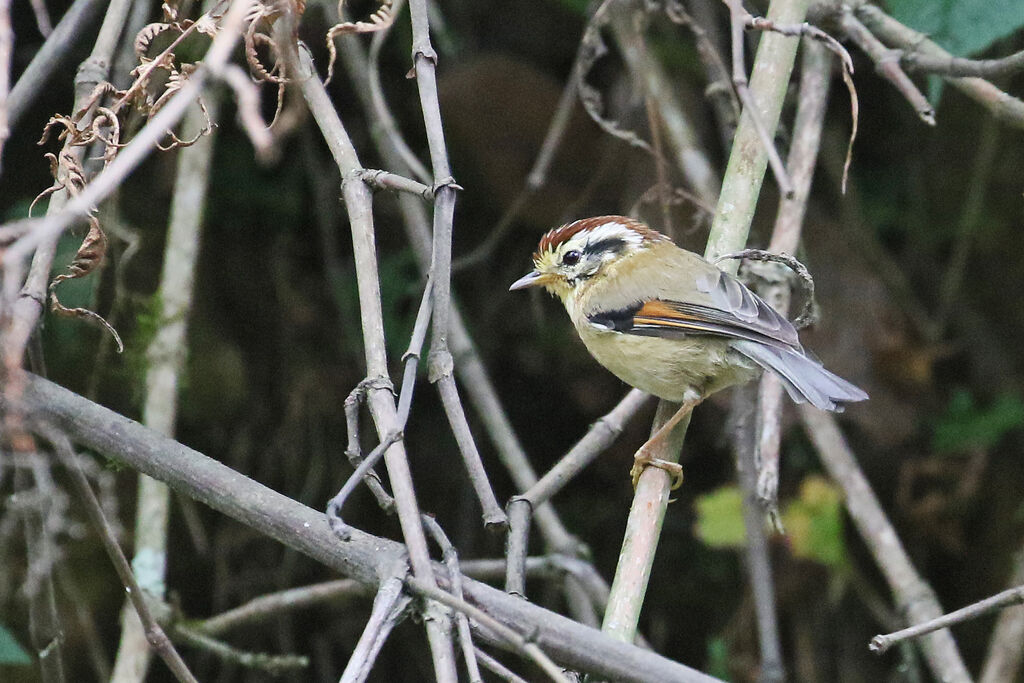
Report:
601,0,811,646
705,0,812,267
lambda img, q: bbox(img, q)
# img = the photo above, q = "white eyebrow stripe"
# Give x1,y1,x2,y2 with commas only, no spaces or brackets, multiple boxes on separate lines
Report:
566,221,642,251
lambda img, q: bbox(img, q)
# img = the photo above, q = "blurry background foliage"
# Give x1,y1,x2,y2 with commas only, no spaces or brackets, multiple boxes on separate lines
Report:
0,0,1023,680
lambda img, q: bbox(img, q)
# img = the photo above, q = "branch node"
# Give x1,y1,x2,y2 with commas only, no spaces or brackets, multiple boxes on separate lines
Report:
432,175,462,193
427,349,454,383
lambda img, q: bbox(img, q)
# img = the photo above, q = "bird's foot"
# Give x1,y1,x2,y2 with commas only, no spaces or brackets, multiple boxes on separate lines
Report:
630,448,684,490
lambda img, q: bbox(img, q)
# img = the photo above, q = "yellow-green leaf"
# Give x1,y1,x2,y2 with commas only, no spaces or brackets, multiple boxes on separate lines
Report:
694,485,746,549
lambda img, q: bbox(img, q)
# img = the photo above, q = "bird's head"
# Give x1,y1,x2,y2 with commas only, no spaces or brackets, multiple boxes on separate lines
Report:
509,216,667,301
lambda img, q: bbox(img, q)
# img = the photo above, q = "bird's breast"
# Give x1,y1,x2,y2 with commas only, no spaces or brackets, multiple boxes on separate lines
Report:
574,323,753,402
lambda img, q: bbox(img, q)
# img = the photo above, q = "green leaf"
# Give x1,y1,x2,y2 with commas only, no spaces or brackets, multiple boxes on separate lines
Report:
705,637,732,681
694,485,746,549
0,624,31,666
886,0,1024,57
932,390,1024,453
782,476,847,570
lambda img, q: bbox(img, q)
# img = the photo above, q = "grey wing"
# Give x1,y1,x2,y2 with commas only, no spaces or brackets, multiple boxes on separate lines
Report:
690,268,801,348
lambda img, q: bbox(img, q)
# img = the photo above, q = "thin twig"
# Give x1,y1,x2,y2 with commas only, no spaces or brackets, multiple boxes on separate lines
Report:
980,547,1024,683
328,280,433,538
902,47,1024,78
327,430,402,540
197,579,372,635
665,0,739,150
505,389,648,597
364,0,430,183
407,0,507,531
341,379,399,510
332,22,583,555
42,427,199,683
422,515,484,683
294,43,459,682
358,168,436,200
871,585,1024,655
855,3,1024,130
609,0,719,208
732,385,784,682
474,647,529,683
171,625,308,673
704,0,811,265
454,0,600,272
721,0,795,198
520,389,650,508
339,562,413,683
405,576,571,683
735,14,859,191
753,38,833,524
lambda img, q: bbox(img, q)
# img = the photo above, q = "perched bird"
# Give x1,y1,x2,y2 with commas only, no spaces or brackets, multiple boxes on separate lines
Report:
510,215,867,484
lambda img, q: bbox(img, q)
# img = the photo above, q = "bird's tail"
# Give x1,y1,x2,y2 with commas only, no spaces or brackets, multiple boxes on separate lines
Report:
732,340,868,412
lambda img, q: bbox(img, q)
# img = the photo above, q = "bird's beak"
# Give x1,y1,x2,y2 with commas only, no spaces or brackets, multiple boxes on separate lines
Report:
509,270,549,291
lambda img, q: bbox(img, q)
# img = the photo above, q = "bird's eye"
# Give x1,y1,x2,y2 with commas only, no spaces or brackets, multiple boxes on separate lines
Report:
562,250,582,267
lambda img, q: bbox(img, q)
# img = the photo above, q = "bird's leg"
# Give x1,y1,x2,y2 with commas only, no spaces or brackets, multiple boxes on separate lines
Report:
631,394,704,489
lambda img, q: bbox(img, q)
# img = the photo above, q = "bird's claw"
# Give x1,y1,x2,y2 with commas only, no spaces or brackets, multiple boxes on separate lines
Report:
630,449,684,490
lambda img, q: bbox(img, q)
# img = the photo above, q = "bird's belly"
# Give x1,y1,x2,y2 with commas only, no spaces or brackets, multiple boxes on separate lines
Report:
577,327,754,402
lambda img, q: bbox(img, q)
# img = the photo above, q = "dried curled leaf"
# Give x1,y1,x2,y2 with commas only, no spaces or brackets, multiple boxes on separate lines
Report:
245,27,285,83
325,0,395,84
48,222,124,353
575,6,653,154
135,22,177,58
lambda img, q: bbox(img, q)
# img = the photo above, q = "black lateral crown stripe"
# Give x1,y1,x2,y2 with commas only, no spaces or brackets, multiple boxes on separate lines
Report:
584,237,627,256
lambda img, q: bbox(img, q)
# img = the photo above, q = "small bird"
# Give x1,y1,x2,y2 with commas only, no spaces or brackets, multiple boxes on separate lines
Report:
510,215,867,485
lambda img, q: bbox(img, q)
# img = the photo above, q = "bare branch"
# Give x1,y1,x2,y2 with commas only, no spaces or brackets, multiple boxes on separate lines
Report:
839,7,934,126
42,428,198,683
11,372,725,683
339,563,413,683
855,3,1024,130
407,0,507,530
292,42,459,680
720,0,795,198
871,585,1024,655
603,0,814,649
332,13,584,556
405,576,571,683
754,38,833,522
980,547,1024,683
799,407,971,682
903,46,1024,78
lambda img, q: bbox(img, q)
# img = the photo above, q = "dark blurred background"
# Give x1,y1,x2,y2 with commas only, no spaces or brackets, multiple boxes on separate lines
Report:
2,0,1024,680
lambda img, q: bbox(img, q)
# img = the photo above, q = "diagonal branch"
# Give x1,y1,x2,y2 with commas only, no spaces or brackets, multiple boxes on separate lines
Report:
11,372,724,683
799,406,971,683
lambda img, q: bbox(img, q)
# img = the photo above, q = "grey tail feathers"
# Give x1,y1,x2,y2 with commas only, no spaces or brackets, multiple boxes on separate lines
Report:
732,340,868,412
